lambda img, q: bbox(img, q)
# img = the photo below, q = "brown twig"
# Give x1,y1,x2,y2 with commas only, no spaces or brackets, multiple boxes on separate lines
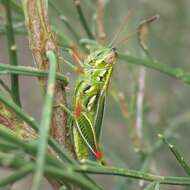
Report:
23,0,72,151
96,0,106,41
0,102,37,140
133,68,146,150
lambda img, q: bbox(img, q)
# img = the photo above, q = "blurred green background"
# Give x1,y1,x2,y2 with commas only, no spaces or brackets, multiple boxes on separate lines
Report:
1,0,190,189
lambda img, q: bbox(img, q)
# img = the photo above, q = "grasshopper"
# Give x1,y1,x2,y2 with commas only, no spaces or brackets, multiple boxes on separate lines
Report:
60,47,117,164
72,47,117,163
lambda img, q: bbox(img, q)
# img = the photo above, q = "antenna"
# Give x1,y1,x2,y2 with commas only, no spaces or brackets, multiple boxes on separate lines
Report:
114,14,160,49
114,30,137,47
108,10,133,47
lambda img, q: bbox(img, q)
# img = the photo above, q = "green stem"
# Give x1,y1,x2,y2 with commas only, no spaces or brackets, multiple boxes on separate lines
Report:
10,0,24,16
74,165,190,186
0,28,27,35
0,164,34,186
49,1,80,42
119,53,190,85
140,111,190,172
45,165,100,190
0,79,12,95
3,0,21,106
73,0,94,39
159,134,190,176
31,51,57,190
0,63,68,85
0,142,18,152
51,25,72,47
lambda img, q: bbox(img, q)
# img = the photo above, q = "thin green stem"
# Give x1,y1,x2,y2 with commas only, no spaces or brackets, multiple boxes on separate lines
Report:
0,28,27,35
73,165,190,186
49,1,80,42
31,51,57,190
45,165,100,190
159,134,190,176
3,0,21,106
51,25,72,47
10,0,24,16
140,111,190,172
144,182,160,190
73,0,94,39
119,53,190,85
0,142,18,152
0,164,34,187
0,63,68,85
0,79,12,96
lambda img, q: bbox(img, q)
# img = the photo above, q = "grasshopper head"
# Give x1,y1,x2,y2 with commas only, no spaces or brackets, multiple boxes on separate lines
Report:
85,47,117,68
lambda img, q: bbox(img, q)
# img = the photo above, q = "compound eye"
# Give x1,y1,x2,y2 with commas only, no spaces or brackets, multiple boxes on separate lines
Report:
96,51,103,56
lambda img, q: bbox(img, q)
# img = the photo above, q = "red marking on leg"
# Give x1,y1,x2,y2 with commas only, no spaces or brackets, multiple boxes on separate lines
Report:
75,101,81,118
95,150,103,161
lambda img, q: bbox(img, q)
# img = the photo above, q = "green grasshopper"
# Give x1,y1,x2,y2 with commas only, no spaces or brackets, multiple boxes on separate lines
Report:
61,46,117,164
72,47,117,163
61,15,159,164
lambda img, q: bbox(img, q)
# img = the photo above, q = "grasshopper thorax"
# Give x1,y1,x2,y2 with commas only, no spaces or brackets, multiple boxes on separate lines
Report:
85,47,117,69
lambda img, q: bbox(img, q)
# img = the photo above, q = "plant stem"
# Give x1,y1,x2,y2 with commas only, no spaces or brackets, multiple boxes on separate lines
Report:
3,0,21,106
134,68,145,149
159,134,190,176
73,0,94,39
96,0,106,40
49,1,80,43
45,165,101,190
0,63,68,85
31,51,57,190
0,79,12,96
134,111,190,173
10,0,24,16
73,165,190,186
119,53,190,85
0,164,34,186
0,28,27,35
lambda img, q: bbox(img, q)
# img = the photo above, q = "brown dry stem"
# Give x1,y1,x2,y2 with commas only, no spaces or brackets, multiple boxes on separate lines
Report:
0,102,37,140
22,0,73,152
96,0,106,41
